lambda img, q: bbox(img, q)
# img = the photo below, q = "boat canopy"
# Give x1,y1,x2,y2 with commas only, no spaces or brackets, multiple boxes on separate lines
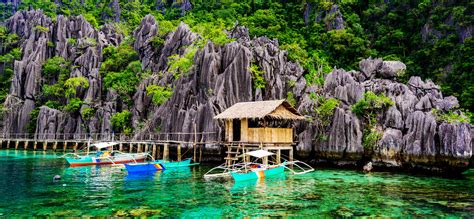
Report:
244,150,274,158
89,142,119,149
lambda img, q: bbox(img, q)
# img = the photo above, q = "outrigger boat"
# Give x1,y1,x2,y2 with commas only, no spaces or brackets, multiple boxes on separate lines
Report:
124,158,197,173
63,142,148,167
204,149,314,182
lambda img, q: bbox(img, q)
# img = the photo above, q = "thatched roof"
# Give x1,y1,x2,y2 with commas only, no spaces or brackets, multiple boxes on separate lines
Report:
214,99,305,120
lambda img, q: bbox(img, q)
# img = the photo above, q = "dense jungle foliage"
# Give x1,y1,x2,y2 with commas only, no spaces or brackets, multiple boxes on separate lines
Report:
0,0,472,115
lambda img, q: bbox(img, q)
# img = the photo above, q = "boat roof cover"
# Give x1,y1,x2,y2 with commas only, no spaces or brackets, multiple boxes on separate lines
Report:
90,142,119,149
244,150,274,158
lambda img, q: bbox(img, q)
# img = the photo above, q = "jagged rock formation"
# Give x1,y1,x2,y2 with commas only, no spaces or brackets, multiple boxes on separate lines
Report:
0,10,472,172
302,57,472,172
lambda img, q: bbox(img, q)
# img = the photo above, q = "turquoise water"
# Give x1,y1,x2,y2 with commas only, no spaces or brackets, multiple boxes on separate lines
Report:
0,150,473,217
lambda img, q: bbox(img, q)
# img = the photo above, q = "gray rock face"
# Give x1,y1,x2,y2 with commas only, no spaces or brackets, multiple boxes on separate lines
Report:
322,58,472,171
323,107,363,159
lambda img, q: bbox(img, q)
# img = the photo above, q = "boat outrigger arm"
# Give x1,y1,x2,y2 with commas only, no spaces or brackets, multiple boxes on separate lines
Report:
203,149,315,180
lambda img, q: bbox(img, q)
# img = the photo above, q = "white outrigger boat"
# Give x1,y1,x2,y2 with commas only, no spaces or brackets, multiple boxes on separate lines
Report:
63,142,149,167
204,149,314,182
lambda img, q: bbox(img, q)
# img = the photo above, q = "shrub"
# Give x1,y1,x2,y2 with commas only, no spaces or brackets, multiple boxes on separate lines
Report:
64,98,83,113
432,109,470,124
168,47,197,80
64,77,89,97
286,92,296,107
249,64,265,89
42,56,71,81
146,85,173,106
44,100,62,110
67,38,77,45
103,61,141,96
352,91,393,119
111,110,133,134
315,97,340,127
81,107,95,121
34,25,49,33
362,128,382,150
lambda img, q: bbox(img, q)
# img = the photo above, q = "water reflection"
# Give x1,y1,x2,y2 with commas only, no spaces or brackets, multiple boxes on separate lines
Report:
230,174,287,194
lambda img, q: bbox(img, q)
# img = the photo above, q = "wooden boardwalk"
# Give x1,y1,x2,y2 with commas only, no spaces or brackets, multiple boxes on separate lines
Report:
0,132,219,162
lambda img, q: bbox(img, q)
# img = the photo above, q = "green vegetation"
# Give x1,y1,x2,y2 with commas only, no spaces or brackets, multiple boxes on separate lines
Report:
100,41,143,107
168,47,197,80
103,61,141,96
286,92,296,107
146,85,173,106
26,108,40,134
249,64,265,89
64,98,83,113
352,91,394,122
311,96,340,142
432,109,471,124
42,56,71,81
362,128,383,150
0,26,20,104
352,91,394,150
315,97,340,128
67,38,77,45
80,107,95,121
34,25,49,33
111,110,133,134
64,77,89,98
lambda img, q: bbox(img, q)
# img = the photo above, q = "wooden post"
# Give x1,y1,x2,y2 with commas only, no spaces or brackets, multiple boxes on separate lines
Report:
129,143,133,153
119,143,123,152
276,149,281,164
87,141,90,153
6,140,10,149
0,139,3,149
63,142,67,151
177,143,181,161
53,142,58,151
157,145,161,159
34,141,37,150
152,144,156,159
15,141,19,150
199,144,203,163
193,123,197,162
43,141,47,151
73,142,78,151
144,144,149,153
289,148,294,162
24,141,28,150
163,143,169,161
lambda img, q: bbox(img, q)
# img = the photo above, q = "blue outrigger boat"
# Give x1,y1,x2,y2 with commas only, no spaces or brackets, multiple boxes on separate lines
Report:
124,158,197,173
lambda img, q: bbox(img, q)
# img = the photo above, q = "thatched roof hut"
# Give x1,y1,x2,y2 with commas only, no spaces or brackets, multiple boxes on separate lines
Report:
214,100,304,143
214,99,305,121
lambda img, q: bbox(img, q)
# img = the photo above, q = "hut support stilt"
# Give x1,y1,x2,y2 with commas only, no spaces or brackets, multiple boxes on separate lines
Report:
177,143,181,161
163,144,169,161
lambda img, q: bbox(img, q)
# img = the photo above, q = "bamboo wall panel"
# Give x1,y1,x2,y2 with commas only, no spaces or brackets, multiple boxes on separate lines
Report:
246,128,292,143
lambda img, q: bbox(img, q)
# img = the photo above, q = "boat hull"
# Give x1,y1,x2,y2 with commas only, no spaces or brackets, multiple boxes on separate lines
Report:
124,158,193,173
124,162,165,173
66,154,147,167
231,165,285,182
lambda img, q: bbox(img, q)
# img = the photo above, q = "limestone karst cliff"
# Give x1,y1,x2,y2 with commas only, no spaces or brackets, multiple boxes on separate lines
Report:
0,10,472,173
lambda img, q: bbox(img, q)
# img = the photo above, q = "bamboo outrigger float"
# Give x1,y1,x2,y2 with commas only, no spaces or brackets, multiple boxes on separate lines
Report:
63,142,149,167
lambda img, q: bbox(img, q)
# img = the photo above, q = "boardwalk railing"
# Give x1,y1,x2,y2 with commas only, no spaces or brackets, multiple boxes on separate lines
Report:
0,132,219,143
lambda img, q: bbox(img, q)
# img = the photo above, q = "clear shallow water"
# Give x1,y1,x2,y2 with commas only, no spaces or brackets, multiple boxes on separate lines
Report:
0,150,473,217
